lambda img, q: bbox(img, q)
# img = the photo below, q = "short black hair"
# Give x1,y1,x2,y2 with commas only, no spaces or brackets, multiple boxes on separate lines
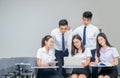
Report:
83,11,93,19
59,19,68,26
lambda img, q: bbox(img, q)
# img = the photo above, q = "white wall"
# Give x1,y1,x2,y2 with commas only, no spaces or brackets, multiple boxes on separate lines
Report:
0,0,120,57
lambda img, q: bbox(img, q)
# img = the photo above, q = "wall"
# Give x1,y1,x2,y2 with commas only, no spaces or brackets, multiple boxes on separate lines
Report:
0,0,120,57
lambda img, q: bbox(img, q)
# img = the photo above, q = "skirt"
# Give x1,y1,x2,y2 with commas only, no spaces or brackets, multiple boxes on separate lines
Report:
98,66,118,78
72,66,90,78
37,68,64,78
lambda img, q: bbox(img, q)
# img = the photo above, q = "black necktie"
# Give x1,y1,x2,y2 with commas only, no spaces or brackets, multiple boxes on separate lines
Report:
62,34,65,53
83,26,86,45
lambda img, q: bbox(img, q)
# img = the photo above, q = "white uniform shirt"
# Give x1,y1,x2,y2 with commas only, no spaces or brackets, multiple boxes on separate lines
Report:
71,48,92,62
99,47,119,63
73,24,100,50
36,47,56,64
51,28,72,52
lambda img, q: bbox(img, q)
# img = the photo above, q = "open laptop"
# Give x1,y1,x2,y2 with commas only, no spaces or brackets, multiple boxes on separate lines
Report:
64,57,84,68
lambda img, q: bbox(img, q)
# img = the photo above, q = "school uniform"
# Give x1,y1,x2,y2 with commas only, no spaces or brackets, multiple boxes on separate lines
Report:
70,48,92,78
36,47,64,78
73,24,99,61
51,28,72,75
73,24,100,78
98,47,119,78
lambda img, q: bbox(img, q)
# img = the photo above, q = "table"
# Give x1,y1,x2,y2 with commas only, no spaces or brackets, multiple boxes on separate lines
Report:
90,63,113,78
31,66,59,69
63,66,84,68
15,63,30,66
90,63,113,68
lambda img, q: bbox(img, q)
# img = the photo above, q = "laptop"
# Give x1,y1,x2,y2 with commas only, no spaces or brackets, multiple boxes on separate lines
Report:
64,57,84,68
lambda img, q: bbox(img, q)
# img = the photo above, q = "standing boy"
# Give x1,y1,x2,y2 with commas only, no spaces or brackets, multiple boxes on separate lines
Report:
73,11,100,78
51,19,72,76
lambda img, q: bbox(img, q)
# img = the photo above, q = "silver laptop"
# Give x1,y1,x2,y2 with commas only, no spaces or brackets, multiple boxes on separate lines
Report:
64,57,83,67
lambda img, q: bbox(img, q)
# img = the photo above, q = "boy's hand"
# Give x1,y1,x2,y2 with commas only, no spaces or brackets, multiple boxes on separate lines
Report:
67,26,71,31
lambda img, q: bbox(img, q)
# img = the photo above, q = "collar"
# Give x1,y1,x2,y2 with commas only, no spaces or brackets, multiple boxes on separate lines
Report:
83,24,92,27
101,46,111,52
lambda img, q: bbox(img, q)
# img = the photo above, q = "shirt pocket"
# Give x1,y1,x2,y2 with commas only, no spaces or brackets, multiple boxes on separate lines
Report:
87,32,95,39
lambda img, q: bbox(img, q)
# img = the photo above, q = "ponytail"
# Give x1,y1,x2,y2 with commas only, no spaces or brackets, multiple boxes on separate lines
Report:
41,35,53,47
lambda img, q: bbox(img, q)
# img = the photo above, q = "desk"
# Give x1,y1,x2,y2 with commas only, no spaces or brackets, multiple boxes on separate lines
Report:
31,66,59,69
90,63,113,68
15,63,30,66
63,66,84,68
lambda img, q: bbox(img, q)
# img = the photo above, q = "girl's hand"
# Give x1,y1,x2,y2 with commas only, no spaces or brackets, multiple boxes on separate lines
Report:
43,63,49,66
82,62,87,67
89,62,97,66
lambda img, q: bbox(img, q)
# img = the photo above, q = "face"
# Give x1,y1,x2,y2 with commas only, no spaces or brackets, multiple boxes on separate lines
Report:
82,17,92,26
45,38,54,48
98,36,106,46
73,38,82,49
59,25,68,34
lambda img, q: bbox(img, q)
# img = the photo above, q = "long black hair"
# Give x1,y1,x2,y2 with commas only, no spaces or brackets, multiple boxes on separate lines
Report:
96,33,112,57
71,34,85,56
41,35,53,47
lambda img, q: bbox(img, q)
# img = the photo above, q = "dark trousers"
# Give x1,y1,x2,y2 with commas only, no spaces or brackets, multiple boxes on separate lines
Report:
55,49,69,76
91,49,98,78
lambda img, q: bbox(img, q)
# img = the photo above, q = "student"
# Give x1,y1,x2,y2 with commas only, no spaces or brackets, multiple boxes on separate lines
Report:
36,35,64,78
51,19,72,75
70,34,91,78
91,33,119,78
73,11,100,78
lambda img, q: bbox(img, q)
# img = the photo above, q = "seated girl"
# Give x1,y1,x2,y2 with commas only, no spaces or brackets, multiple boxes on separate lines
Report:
90,33,119,78
70,34,92,78
36,35,64,78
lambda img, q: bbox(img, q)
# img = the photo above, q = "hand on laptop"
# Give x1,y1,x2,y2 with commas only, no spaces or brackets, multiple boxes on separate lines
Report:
82,62,88,67
89,62,97,66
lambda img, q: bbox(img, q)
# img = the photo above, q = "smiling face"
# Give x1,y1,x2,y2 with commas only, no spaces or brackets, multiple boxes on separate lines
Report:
59,25,68,34
73,38,82,49
82,17,92,26
98,36,106,47
45,38,54,48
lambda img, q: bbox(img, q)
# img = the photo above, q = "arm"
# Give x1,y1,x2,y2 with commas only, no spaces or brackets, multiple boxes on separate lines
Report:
72,27,79,35
89,57,99,65
95,28,100,38
82,56,91,67
112,57,119,66
67,29,72,56
111,48,119,66
36,49,49,67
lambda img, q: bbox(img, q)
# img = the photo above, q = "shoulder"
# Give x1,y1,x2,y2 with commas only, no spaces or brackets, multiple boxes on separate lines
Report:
36,47,44,58
75,25,84,30
90,24,99,30
84,48,92,56
37,48,44,53
73,25,84,34
109,47,118,51
37,48,42,52
51,28,59,33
